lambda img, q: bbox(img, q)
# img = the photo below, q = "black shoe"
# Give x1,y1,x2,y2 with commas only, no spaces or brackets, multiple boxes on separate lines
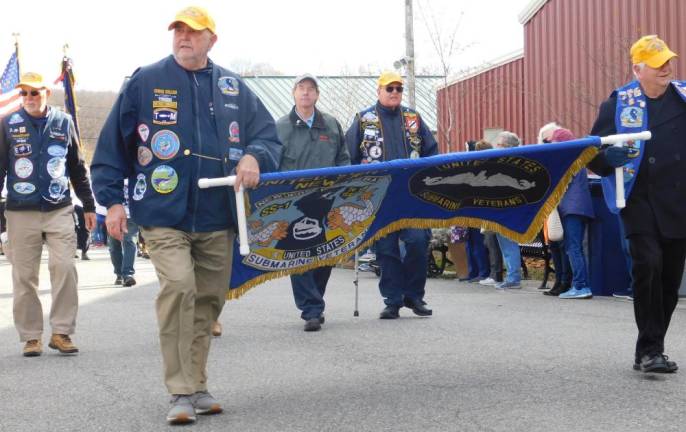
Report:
304,318,322,332
379,305,400,319
114,276,123,285
633,354,678,373
403,297,433,316
81,253,90,261
544,281,570,296
123,276,137,287
637,353,669,373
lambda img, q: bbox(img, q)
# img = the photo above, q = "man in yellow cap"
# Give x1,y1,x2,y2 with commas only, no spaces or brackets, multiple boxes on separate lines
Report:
345,71,437,319
91,5,281,425
0,72,96,357
589,35,686,374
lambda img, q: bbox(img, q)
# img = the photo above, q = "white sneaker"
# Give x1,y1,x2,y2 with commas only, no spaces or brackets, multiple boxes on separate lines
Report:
479,277,497,286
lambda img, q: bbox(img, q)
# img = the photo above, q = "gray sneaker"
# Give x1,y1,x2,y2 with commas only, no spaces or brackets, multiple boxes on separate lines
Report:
191,391,223,415
167,395,196,424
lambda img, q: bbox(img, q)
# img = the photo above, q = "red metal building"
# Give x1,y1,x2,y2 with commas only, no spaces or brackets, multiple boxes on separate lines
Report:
437,0,686,152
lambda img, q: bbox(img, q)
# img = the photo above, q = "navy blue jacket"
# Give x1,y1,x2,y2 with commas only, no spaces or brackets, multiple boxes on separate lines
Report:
345,102,437,163
558,169,594,220
91,55,281,232
589,85,686,237
0,107,95,212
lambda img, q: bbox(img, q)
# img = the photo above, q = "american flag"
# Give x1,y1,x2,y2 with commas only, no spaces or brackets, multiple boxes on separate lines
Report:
0,51,21,117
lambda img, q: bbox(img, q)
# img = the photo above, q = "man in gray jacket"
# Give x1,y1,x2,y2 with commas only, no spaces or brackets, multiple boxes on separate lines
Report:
276,74,350,332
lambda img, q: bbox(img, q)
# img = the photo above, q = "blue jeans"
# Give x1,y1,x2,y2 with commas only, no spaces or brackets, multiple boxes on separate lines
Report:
466,228,490,278
291,266,332,320
376,228,430,307
496,234,521,284
561,215,590,289
108,219,139,277
549,240,571,284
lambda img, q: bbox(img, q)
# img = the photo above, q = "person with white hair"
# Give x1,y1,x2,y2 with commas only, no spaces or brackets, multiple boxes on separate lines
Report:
491,131,523,289
589,35,686,374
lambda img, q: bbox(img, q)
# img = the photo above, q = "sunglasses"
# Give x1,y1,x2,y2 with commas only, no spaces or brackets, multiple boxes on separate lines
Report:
19,90,41,97
542,138,552,143
385,85,404,93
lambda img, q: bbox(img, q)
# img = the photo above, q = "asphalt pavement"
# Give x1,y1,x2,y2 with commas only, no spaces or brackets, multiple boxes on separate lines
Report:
1,247,685,431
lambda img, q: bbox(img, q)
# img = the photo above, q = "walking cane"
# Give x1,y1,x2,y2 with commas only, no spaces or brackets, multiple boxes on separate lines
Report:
353,251,359,317
599,131,651,210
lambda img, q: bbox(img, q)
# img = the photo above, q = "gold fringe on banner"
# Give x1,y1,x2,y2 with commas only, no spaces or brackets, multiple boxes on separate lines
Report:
227,146,599,300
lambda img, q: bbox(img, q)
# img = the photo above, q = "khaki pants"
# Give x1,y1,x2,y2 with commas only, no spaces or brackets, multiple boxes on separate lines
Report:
140,227,234,395
6,206,78,342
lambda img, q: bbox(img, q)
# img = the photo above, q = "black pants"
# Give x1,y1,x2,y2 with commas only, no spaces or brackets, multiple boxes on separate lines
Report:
483,232,503,280
73,205,90,254
629,234,686,361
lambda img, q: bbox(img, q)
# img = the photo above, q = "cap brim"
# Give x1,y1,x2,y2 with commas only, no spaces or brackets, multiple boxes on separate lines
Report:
168,18,209,32
378,79,403,87
15,82,47,90
295,77,318,88
645,50,678,68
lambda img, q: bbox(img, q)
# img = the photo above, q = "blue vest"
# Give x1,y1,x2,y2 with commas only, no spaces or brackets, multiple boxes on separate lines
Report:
4,108,72,209
126,55,248,226
601,80,686,214
355,105,424,163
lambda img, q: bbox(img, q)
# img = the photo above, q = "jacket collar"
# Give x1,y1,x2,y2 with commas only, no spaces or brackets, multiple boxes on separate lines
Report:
376,100,401,116
289,106,326,129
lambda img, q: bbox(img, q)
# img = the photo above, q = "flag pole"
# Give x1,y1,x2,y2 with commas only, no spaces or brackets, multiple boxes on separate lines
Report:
12,33,20,76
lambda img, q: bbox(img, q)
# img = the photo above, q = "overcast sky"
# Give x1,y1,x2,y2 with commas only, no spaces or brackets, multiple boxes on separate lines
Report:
2,0,532,91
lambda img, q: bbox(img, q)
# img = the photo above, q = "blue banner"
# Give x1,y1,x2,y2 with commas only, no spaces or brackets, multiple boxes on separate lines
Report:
57,56,80,138
228,137,600,298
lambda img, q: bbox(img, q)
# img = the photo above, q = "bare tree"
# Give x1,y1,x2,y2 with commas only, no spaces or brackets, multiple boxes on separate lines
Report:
416,0,472,153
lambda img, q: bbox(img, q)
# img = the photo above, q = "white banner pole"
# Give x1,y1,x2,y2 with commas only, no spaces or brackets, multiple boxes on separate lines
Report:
198,176,250,256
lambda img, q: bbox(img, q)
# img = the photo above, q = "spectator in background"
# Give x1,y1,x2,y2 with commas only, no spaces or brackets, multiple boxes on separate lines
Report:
473,140,503,286
492,131,523,289
463,140,491,283
538,122,572,297
93,202,108,247
72,197,91,260
108,181,138,287
549,128,594,299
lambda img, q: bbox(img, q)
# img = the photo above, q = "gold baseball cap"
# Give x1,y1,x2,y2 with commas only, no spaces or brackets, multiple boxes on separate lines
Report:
16,72,48,90
630,35,677,68
168,6,216,34
377,71,403,87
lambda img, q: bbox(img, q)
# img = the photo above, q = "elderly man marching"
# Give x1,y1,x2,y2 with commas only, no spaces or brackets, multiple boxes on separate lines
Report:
276,74,351,332
91,6,281,425
345,71,437,319
0,72,96,357
589,35,686,374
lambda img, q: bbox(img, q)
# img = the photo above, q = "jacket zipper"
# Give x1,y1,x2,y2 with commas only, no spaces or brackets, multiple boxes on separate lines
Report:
191,72,202,232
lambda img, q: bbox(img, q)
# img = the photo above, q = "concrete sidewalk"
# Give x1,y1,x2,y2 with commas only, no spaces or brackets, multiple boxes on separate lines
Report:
0,248,685,431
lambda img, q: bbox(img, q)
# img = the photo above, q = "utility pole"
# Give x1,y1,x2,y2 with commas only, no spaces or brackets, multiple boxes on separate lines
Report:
405,0,416,109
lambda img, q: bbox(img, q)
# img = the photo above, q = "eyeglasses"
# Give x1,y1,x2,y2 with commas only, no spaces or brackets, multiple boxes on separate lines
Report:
385,85,404,93
19,90,41,97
